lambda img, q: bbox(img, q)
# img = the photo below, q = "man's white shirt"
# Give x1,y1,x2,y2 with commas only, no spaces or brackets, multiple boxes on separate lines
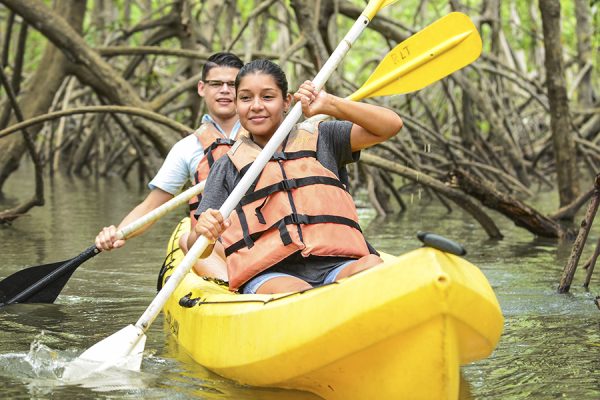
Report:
148,115,240,195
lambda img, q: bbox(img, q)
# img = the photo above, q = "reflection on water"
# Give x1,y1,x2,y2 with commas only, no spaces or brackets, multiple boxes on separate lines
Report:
0,167,599,399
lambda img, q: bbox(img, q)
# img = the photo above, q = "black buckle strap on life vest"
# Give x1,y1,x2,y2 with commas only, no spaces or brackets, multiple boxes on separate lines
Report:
237,162,264,197
254,196,269,224
235,204,255,250
271,150,316,161
271,151,287,160
203,138,235,155
283,214,362,232
189,200,200,213
224,213,362,256
225,216,293,256
276,160,304,244
225,226,269,256
204,138,235,167
277,219,293,246
237,150,316,179
239,176,345,207
189,171,203,213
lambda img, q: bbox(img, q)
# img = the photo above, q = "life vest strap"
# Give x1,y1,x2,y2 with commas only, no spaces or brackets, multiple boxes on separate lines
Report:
234,204,255,250
189,200,200,213
204,138,236,167
240,176,346,206
271,150,316,161
189,170,203,215
238,150,317,178
224,213,362,256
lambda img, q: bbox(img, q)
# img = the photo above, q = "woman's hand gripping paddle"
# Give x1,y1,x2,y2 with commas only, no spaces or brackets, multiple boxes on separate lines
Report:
62,8,482,379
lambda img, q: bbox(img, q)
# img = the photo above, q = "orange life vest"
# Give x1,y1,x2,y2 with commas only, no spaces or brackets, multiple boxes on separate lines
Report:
222,122,370,290
188,122,244,226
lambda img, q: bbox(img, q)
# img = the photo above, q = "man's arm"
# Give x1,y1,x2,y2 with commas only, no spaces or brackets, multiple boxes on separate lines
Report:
96,135,197,251
186,157,232,251
95,188,173,251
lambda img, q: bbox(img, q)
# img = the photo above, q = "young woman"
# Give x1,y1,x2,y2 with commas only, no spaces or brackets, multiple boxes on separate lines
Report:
187,59,403,294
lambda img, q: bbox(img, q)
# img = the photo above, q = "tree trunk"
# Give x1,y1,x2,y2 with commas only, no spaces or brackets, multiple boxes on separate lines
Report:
1,0,178,157
174,0,202,124
539,0,580,207
481,0,501,56
0,0,84,194
290,0,343,94
573,0,594,107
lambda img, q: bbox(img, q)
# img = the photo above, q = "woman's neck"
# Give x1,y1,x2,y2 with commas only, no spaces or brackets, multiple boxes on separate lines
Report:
249,133,273,148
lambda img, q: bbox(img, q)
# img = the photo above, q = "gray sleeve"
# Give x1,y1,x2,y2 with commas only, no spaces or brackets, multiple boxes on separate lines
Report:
317,120,360,168
195,157,236,216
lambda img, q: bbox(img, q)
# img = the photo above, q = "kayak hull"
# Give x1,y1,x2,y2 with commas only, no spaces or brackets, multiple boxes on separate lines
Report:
161,218,503,399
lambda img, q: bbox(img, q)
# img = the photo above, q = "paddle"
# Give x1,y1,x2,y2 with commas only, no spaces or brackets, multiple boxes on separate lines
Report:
62,9,481,379
307,11,482,121
0,181,206,308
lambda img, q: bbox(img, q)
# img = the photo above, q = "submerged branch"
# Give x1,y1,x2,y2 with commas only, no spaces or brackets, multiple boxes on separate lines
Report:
450,169,567,238
0,58,44,223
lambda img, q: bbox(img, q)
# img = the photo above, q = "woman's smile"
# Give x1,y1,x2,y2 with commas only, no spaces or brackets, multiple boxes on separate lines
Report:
248,115,269,124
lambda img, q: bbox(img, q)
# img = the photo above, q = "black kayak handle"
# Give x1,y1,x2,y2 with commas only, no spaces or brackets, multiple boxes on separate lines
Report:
417,232,467,256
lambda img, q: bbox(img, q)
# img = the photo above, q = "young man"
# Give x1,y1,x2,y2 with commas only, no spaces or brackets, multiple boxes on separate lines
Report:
95,52,243,280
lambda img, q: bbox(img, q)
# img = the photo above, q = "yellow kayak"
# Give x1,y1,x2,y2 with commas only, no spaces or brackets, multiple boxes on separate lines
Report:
160,218,503,400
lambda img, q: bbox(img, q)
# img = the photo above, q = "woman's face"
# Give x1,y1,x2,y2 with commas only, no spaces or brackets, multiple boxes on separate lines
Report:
236,72,291,146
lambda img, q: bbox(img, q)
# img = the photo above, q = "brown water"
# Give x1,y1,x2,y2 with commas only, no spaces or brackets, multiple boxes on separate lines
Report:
0,166,598,399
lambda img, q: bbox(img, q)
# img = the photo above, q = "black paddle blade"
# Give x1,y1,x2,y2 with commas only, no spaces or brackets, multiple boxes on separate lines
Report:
0,245,99,307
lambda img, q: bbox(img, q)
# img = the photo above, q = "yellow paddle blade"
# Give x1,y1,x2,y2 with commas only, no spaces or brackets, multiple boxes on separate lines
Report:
363,0,400,20
349,12,482,100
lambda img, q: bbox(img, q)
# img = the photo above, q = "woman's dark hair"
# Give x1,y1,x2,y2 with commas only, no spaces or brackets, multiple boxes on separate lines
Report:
235,59,288,96
202,52,244,80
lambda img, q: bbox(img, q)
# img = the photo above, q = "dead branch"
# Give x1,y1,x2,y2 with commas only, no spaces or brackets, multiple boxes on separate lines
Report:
583,237,600,289
558,174,600,292
361,152,503,239
451,168,566,238
0,105,193,139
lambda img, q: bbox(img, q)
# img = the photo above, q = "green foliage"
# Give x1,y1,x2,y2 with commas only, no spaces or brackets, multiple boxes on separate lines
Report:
7,0,596,87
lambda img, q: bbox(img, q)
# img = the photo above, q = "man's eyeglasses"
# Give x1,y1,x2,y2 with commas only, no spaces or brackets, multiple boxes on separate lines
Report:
206,80,236,89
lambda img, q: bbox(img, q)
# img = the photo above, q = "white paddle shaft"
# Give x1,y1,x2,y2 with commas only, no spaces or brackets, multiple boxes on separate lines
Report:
134,13,374,332
116,180,205,240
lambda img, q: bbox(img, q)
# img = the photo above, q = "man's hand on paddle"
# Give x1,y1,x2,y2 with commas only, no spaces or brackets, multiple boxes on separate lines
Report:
95,225,125,251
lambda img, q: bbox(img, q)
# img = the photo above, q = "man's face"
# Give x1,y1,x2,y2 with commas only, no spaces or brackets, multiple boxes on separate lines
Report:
198,66,239,122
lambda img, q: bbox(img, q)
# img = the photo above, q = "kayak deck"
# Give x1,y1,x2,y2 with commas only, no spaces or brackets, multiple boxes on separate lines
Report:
161,218,503,399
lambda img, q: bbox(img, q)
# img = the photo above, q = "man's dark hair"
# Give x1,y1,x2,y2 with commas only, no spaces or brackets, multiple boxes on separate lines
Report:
202,52,243,80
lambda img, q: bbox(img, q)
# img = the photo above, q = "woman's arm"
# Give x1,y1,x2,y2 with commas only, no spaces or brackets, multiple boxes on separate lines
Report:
294,81,403,151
